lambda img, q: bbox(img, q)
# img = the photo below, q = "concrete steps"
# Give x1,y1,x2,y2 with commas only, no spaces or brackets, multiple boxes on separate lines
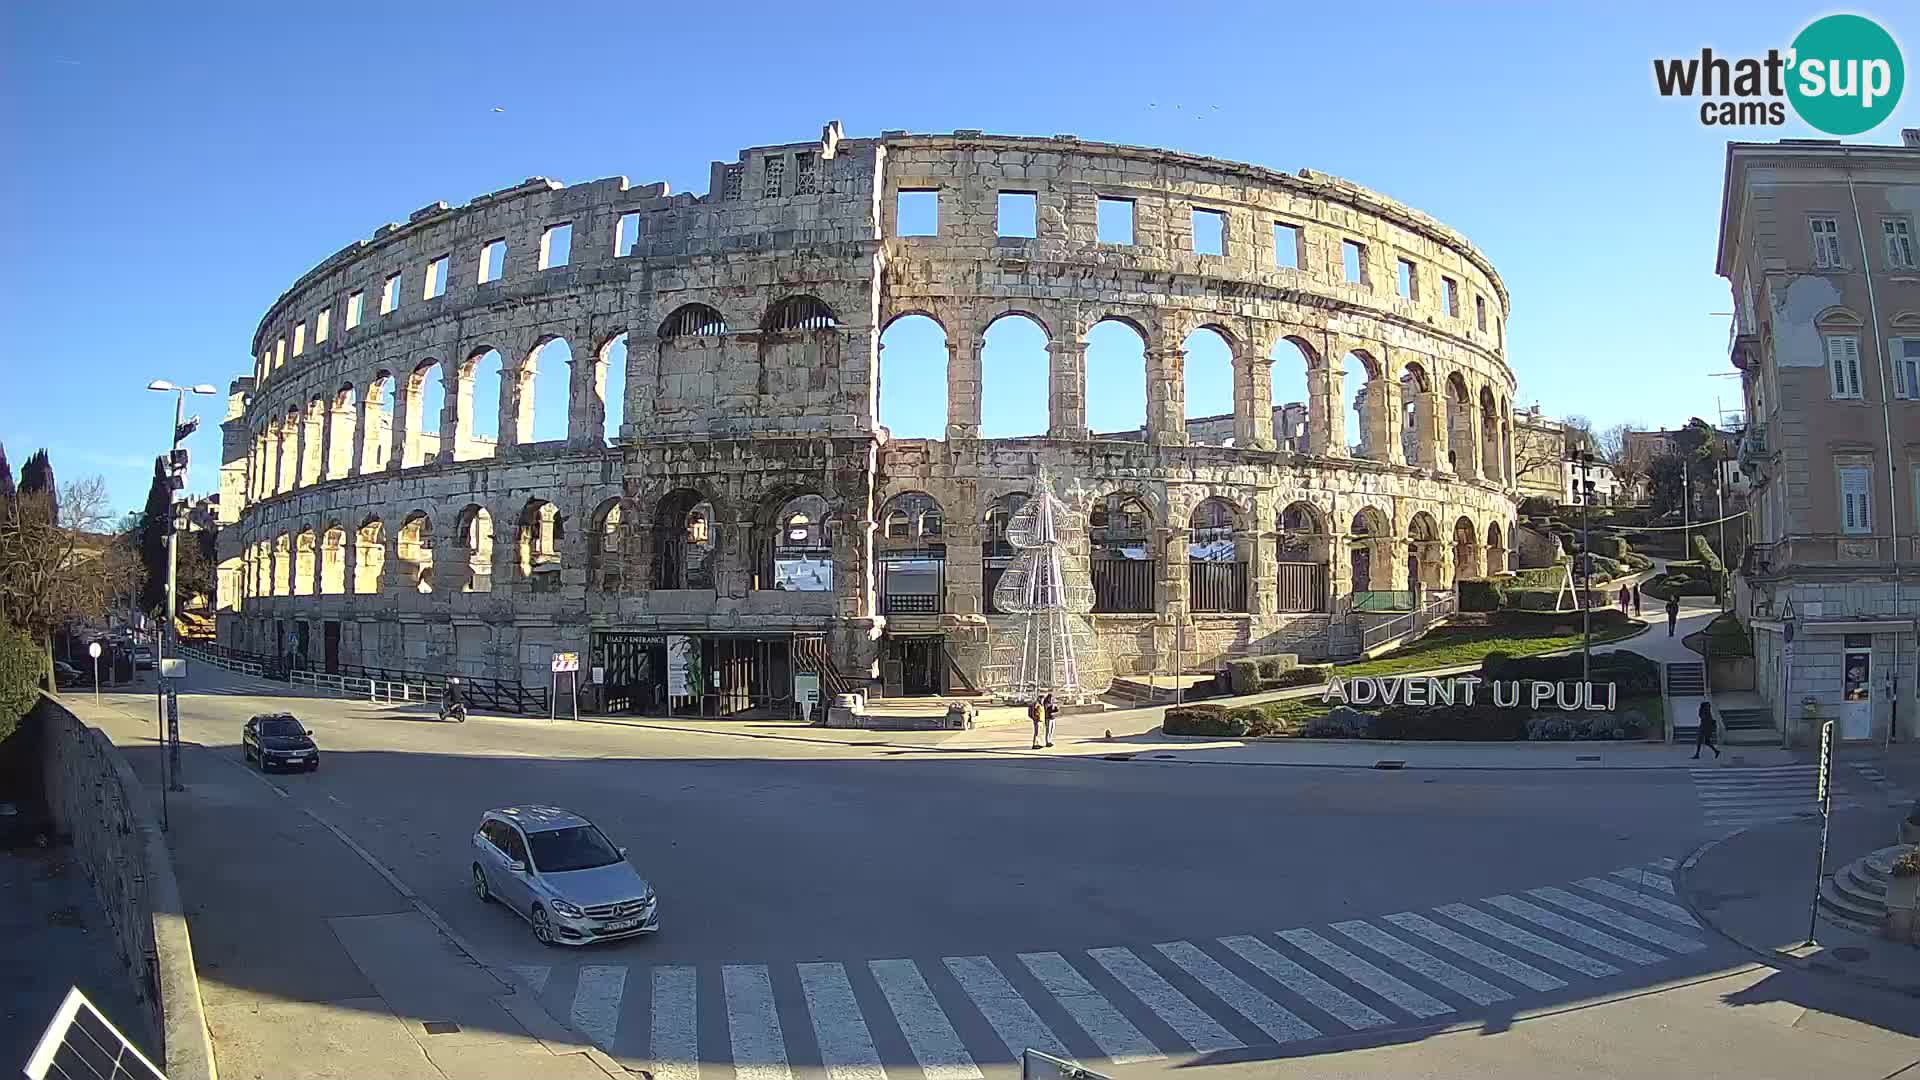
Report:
1720,707,1777,746
1818,844,1910,932
1665,661,1707,696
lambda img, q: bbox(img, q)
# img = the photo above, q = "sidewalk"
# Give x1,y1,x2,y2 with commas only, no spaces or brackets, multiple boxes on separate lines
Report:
65,696,619,1080
1681,802,1920,998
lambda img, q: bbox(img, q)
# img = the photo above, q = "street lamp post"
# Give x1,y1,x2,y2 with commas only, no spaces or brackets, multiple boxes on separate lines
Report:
147,380,217,807
1572,451,1596,686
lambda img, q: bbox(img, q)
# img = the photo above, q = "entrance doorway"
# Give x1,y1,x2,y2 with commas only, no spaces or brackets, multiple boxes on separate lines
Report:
594,632,665,716
884,637,947,697
1841,634,1872,739
323,621,341,674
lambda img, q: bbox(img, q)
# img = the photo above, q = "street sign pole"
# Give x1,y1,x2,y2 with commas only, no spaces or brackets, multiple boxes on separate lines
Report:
1804,719,1836,947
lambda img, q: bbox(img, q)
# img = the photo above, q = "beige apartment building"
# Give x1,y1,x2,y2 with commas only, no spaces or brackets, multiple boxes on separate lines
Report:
1721,131,1920,746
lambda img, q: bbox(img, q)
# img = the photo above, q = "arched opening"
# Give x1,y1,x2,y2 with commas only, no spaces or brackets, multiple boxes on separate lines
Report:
456,505,494,592
1269,336,1316,453
980,314,1048,438
293,528,316,595
328,386,357,480
354,517,385,594
527,337,573,443
1445,373,1472,474
299,398,325,485
1187,497,1247,612
397,512,434,593
1478,385,1500,481
982,492,1030,612
1090,492,1155,612
758,297,842,409
405,362,445,467
320,525,347,594
1486,520,1508,577
660,303,729,339
1344,350,1381,459
1349,508,1390,595
878,314,948,440
598,334,628,442
272,532,291,596
878,491,946,618
1407,512,1442,591
657,304,729,424
1275,501,1330,612
1498,394,1513,485
1453,516,1482,582
654,489,715,591
590,499,634,592
363,373,395,472
1399,362,1434,467
761,493,832,591
1183,327,1235,445
517,499,563,592
465,348,504,455
1085,318,1148,438
764,295,838,333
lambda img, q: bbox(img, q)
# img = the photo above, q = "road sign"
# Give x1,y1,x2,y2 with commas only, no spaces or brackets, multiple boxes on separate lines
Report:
88,641,101,659
160,657,187,679
550,652,579,673
1816,719,1835,808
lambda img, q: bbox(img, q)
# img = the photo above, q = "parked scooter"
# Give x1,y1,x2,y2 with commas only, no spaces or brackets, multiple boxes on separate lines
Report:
439,677,468,723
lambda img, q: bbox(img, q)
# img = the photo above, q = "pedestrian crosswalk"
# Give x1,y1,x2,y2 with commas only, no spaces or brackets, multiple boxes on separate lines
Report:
1691,764,1855,829
504,861,1708,1074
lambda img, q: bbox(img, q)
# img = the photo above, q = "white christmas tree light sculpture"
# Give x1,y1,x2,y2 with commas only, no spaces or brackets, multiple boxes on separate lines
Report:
978,477,1113,704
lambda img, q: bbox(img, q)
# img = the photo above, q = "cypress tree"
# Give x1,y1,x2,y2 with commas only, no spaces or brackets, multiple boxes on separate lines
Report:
0,443,13,502
138,456,171,616
18,449,54,523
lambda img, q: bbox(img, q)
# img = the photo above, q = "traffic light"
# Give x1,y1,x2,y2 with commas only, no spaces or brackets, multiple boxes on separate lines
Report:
166,447,189,491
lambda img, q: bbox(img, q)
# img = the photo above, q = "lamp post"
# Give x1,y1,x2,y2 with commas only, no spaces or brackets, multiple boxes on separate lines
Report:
147,380,217,807
1572,451,1597,685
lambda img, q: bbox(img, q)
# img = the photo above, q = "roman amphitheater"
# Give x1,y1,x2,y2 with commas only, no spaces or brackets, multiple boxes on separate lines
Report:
213,122,1520,716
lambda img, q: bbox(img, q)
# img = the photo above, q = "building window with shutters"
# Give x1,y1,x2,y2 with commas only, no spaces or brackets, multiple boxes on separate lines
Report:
1839,464,1872,535
1885,218,1916,269
1827,334,1863,399
1810,215,1844,268
1894,338,1920,399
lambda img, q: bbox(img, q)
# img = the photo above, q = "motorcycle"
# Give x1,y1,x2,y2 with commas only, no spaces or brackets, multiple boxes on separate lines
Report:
440,678,468,723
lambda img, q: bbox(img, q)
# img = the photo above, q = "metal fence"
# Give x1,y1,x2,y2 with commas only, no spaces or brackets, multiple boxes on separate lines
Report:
1092,558,1155,613
1359,591,1458,652
1274,561,1330,612
1187,561,1249,613
1350,589,1415,612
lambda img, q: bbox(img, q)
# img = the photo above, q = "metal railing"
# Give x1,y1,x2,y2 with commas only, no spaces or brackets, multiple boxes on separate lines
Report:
1350,589,1415,612
1359,591,1458,652
176,644,265,677
1092,557,1155,613
1187,561,1249,613
1274,561,1330,612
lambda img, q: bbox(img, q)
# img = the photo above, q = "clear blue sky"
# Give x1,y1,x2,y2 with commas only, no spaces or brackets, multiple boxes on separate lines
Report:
3,2,1913,513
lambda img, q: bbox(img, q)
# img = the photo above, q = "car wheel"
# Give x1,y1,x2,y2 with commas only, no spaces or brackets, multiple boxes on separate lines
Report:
472,864,492,904
531,905,555,946
307,761,319,772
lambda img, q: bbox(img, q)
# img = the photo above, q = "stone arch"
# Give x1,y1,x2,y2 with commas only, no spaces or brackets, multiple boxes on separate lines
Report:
272,531,291,596
757,297,844,406
1486,519,1508,576
659,303,730,339
354,516,385,594
328,385,358,480
1187,495,1248,612
1348,506,1392,592
1183,326,1236,445
879,491,946,546
595,331,629,443
1406,511,1445,589
980,312,1049,438
403,359,445,468
876,490,946,617
1498,393,1513,485
1444,371,1473,474
1085,317,1148,438
463,346,506,451
362,371,395,472
1090,490,1156,613
455,504,494,592
320,523,347,594
293,526,317,595
1399,359,1437,467
1478,384,1500,481
1274,500,1331,612
654,487,716,591
981,491,1031,613
757,491,833,592
524,336,573,444
763,295,839,332
878,314,948,441
301,397,327,485
656,306,729,425
1268,336,1318,453
516,498,564,590
1344,348,1385,460
1452,515,1483,581
397,511,434,593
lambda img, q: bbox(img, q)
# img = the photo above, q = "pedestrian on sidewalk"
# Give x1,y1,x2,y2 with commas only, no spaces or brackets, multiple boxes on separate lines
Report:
1027,698,1044,749
1665,594,1680,636
1042,693,1058,748
1617,585,1630,613
1632,583,1642,617
1693,698,1721,759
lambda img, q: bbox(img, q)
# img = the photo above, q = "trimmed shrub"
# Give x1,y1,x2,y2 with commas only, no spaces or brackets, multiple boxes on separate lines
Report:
1227,658,1261,695
1272,664,1330,688
1164,704,1249,737
0,617,41,745
1588,534,1628,559
1305,706,1376,738
1691,534,1724,571
1458,578,1507,612
1483,649,1661,696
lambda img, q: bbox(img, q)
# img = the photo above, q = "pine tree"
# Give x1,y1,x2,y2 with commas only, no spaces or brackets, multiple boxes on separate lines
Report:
138,456,172,616
0,443,14,502
18,449,54,523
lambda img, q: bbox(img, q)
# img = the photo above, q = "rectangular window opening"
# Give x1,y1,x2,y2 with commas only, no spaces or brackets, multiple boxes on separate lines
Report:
1840,464,1873,534
1273,222,1300,269
794,152,817,196
763,155,787,199
1810,216,1843,268
896,189,939,237
1097,197,1135,245
1475,294,1488,331
380,273,401,315
1396,257,1418,300
1885,218,1915,269
615,212,640,257
721,164,744,202
539,223,572,269
424,255,449,299
346,291,364,329
315,308,331,343
1828,334,1864,399
1441,276,1459,316
479,239,506,283
997,192,1037,238
274,338,286,368
1341,240,1365,284
292,323,306,356
1192,208,1225,256
1900,338,1920,400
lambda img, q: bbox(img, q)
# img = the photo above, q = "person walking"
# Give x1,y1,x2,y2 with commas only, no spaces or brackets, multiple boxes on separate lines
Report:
1042,693,1059,748
1632,582,1643,617
1665,594,1680,636
1027,698,1044,750
1617,585,1630,613
1693,698,1721,759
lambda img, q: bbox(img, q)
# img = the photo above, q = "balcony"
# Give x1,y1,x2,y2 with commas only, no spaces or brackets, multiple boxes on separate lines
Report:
1738,422,1768,470
1729,327,1760,371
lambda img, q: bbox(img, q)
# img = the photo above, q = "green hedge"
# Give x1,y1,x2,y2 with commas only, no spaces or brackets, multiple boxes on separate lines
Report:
1163,704,1249,737
0,617,41,744
1458,579,1507,612
1481,648,1661,695
1701,612,1755,657
1691,534,1724,571
1225,655,1329,695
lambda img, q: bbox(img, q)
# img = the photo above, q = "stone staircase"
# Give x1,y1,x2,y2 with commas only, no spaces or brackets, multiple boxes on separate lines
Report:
1818,844,1910,932
1665,661,1707,696
1718,706,1777,745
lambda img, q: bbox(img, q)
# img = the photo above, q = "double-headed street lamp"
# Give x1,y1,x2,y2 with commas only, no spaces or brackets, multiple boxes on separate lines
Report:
147,380,217,809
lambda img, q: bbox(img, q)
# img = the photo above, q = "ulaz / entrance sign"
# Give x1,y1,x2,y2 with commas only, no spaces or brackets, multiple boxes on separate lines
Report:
1322,676,1619,710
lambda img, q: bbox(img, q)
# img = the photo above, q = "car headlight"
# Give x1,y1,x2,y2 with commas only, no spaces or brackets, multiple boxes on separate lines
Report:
549,900,584,918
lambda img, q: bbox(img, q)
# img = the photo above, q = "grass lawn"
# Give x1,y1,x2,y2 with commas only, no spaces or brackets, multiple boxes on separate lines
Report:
1332,622,1647,681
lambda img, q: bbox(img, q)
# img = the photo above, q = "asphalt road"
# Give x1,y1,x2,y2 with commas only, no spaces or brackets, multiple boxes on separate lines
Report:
69,666,1918,1078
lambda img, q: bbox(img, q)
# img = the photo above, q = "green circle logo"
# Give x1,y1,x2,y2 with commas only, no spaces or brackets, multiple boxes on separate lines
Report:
1787,14,1904,135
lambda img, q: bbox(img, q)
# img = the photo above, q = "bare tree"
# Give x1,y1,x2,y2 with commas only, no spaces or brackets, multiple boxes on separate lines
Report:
1512,422,1567,485
0,476,134,674
1561,415,1595,454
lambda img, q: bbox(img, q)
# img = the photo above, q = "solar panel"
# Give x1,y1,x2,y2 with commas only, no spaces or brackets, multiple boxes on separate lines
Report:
22,988,166,1080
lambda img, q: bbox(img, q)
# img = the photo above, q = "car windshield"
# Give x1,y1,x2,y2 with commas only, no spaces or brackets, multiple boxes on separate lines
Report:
525,825,622,873
259,719,305,737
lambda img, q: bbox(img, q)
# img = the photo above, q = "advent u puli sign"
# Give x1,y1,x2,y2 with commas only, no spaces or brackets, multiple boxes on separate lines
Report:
1652,13,1904,134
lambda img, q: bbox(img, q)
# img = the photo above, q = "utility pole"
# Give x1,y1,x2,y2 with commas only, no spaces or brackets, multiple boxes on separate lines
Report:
1682,456,1692,556
1573,450,1596,685
148,380,216,807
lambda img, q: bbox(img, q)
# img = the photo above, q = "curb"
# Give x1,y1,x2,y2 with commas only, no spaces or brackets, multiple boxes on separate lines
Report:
1676,819,1920,999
